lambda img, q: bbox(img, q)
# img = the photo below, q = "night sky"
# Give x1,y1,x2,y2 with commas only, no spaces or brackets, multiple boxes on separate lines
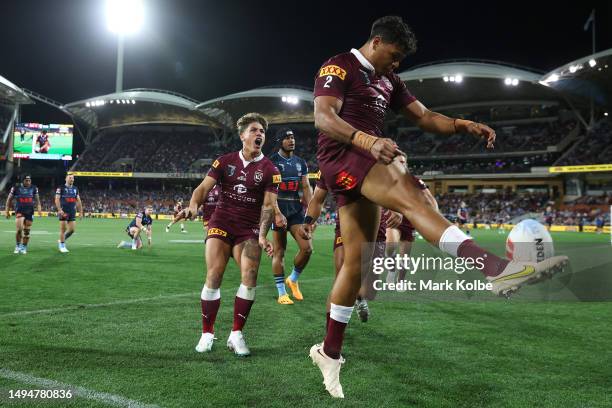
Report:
1,0,610,123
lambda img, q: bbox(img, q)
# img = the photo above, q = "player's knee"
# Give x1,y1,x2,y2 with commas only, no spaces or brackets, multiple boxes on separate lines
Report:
242,267,258,283
273,247,285,258
23,229,30,236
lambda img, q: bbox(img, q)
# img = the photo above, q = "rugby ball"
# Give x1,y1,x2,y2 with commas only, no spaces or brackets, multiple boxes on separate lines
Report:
505,219,554,262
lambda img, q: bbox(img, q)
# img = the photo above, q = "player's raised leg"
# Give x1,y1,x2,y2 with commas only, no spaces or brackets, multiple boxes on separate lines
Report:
311,197,379,399
196,237,232,353
272,228,293,304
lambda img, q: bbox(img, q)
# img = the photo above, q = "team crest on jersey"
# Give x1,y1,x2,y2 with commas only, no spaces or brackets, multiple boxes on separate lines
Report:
296,163,302,173
359,69,371,85
336,171,357,190
278,163,285,172
319,65,347,80
254,170,263,183
227,165,236,177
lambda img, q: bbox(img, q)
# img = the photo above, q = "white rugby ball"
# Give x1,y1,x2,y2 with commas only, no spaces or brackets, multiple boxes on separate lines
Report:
505,219,554,262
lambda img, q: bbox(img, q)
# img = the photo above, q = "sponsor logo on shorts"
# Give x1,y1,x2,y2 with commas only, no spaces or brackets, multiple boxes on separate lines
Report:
212,160,220,168
272,174,282,184
335,236,343,245
207,227,228,237
319,65,347,80
335,171,357,190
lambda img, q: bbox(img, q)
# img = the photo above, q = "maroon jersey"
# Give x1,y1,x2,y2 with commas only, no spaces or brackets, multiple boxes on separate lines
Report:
174,202,183,213
207,151,280,229
37,134,49,147
314,49,416,202
202,184,221,222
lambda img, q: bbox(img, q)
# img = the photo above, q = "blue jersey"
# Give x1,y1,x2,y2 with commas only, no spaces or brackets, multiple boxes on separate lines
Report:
10,184,38,211
56,185,79,211
128,211,153,229
270,152,308,216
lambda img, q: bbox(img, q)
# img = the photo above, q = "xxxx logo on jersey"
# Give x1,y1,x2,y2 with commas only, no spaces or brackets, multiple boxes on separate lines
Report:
207,227,228,237
319,65,347,80
336,171,357,190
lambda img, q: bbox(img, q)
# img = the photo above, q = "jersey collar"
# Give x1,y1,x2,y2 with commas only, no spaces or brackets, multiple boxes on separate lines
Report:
351,48,375,72
239,150,264,167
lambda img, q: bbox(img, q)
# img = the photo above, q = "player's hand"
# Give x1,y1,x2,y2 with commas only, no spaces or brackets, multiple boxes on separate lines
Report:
259,236,274,257
299,223,314,240
274,212,287,229
466,122,496,149
184,205,198,220
386,210,403,229
370,138,401,164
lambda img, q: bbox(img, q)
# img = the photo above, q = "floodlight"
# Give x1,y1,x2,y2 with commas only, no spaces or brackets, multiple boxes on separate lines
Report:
106,0,144,34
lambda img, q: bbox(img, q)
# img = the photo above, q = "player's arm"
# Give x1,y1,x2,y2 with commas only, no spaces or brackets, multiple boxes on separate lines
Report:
301,175,313,207
400,101,496,148
300,186,328,239
77,195,84,219
314,96,399,164
258,191,277,257
54,191,63,217
35,192,42,216
187,176,216,219
4,191,13,218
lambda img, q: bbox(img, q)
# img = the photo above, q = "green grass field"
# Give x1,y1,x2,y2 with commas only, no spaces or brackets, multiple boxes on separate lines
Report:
13,133,73,155
0,218,611,407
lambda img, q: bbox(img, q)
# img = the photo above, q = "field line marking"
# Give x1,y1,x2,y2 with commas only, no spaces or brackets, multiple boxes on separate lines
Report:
0,277,332,318
0,368,161,408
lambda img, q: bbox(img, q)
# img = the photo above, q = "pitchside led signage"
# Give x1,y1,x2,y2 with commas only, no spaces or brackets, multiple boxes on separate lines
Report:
13,123,74,160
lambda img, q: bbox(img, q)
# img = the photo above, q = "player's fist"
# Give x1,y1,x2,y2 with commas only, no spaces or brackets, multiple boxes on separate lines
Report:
259,236,273,257
274,212,287,229
184,205,198,220
386,210,403,229
299,223,313,240
370,138,401,164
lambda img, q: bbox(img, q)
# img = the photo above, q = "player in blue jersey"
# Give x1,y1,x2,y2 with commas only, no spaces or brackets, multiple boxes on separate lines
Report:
54,174,83,253
4,175,42,254
117,206,153,250
269,129,313,304
456,201,470,235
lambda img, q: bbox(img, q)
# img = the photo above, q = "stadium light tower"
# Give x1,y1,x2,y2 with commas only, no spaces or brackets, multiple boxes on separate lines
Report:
106,0,144,92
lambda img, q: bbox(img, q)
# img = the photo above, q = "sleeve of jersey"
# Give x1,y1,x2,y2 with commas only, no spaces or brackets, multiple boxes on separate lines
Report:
313,56,351,101
302,158,309,175
266,165,282,193
390,75,417,112
207,156,224,181
9,187,15,195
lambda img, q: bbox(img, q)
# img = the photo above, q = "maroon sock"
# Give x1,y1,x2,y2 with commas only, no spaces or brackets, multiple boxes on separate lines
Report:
201,298,220,334
325,312,330,332
323,318,347,359
233,296,254,331
457,240,509,277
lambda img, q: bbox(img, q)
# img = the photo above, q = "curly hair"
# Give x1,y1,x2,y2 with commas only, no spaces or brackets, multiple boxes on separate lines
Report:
369,16,417,55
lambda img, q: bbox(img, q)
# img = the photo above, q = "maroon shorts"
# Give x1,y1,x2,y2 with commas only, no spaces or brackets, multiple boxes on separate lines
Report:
317,145,377,208
206,215,259,247
397,218,415,242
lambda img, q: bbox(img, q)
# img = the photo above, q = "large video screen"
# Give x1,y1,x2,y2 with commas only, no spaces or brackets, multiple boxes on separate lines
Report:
13,123,73,160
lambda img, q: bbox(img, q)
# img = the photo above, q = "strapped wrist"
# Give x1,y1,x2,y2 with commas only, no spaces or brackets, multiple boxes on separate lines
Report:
351,131,379,152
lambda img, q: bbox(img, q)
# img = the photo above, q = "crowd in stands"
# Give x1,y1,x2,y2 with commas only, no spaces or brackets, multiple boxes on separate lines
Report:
411,154,556,175
558,118,611,165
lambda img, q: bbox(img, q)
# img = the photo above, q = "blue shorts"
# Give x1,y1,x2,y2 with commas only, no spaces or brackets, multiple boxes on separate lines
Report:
272,203,304,231
16,208,34,222
59,208,76,222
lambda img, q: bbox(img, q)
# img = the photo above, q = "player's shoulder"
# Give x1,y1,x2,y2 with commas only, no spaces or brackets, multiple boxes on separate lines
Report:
320,51,355,68
261,156,279,171
213,151,238,168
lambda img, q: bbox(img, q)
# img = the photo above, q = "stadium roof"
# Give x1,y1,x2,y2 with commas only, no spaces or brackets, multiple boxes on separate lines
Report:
196,86,314,128
62,88,221,130
398,60,563,110
0,75,33,106
540,48,612,109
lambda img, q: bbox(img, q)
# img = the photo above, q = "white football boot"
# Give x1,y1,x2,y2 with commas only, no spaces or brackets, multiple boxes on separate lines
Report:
309,343,345,398
227,330,250,357
195,332,215,353
488,255,569,298
14,245,21,254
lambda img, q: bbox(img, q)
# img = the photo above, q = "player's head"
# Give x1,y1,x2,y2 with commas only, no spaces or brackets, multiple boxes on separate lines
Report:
144,206,153,215
237,112,268,154
41,130,47,135
23,175,32,187
276,128,295,153
65,174,74,185
460,201,466,208
366,16,417,75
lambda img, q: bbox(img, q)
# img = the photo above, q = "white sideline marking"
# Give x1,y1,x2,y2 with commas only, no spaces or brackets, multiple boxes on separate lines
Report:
0,368,161,408
3,230,51,235
169,239,205,243
0,277,331,318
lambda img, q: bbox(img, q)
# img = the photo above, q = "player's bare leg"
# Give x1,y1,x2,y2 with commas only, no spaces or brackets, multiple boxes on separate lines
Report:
361,158,568,297
196,238,231,353
272,229,292,304
384,228,401,283
20,220,33,254
14,217,24,254
58,221,69,253
285,224,313,300
227,239,261,356
311,197,379,399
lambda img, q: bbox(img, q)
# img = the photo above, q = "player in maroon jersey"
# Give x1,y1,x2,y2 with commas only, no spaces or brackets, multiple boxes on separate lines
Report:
165,200,188,233
184,113,284,357
35,130,51,153
308,16,569,398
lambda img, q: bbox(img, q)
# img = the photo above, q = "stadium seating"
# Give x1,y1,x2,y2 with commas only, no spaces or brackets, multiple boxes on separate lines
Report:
557,118,611,165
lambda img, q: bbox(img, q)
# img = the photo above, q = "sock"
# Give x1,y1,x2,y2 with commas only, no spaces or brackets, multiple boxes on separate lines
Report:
324,303,353,359
200,285,221,334
457,240,508,277
289,266,302,282
65,231,73,240
233,284,255,331
274,275,286,296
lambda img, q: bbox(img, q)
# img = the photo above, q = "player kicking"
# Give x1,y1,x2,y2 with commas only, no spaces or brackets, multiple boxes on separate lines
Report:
309,16,569,398
5,175,42,254
55,174,83,253
184,113,283,357
269,128,313,304
118,206,153,250
166,200,187,233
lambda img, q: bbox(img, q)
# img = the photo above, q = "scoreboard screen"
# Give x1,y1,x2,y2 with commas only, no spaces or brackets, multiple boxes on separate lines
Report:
13,123,74,160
